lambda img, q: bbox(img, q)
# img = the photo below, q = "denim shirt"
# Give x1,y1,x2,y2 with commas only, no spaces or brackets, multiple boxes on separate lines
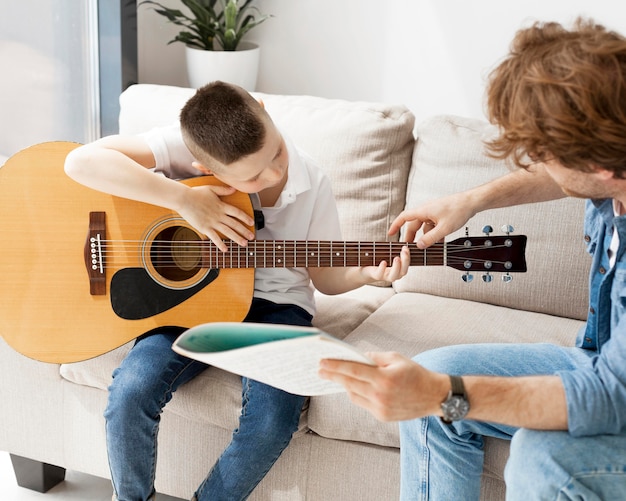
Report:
558,198,626,436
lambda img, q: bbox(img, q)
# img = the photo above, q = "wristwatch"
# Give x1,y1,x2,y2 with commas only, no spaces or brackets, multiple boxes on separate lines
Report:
440,375,470,424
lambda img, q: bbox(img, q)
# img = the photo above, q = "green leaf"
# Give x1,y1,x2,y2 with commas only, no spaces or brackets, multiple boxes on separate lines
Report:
141,0,272,52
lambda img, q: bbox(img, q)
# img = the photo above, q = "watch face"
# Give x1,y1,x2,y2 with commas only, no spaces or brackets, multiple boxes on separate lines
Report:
442,395,469,421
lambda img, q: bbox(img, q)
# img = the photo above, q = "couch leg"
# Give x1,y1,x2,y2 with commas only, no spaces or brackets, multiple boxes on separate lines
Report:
9,454,66,493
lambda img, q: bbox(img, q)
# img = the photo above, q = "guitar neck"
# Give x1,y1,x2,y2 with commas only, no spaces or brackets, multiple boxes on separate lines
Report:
201,241,442,268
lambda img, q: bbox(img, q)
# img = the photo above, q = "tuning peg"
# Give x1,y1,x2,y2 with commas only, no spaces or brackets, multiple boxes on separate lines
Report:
462,272,474,283
501,224,514,235
482,272,493,283
482,225,493,235
502,273,513,283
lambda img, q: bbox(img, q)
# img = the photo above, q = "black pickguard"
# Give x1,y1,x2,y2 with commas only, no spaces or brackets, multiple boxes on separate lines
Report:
110,268,220,320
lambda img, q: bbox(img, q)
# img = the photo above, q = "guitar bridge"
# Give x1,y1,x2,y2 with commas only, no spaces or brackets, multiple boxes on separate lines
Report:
84,211,106,295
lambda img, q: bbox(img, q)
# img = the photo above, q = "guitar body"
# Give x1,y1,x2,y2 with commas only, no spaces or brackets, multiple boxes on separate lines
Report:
0,142,255,363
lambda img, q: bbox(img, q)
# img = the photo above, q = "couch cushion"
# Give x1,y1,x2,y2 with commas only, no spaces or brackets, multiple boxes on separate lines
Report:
394,115,589,321
308,292,584,447
60,342,262,431
313,285,395,339
119,84,416,242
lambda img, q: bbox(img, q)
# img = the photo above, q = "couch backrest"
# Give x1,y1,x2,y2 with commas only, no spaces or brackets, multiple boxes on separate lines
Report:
118,84,416,242
394,115,589,321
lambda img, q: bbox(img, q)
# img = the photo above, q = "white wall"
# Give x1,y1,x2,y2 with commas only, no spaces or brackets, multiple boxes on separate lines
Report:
138,0,626,125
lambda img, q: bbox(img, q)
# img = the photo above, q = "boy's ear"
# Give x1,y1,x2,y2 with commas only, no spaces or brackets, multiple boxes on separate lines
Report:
192,161,213,175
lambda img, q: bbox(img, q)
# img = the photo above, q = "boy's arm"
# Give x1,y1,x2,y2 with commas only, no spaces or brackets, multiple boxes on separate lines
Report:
64,135,255,250
309,245,410,295
65,135,189,209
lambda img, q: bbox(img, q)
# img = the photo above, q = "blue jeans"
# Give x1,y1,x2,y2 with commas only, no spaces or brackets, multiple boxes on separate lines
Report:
399,343,626,500
105,298,311,501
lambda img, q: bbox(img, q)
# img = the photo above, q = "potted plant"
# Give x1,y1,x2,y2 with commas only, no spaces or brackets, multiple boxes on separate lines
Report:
141,0,272,90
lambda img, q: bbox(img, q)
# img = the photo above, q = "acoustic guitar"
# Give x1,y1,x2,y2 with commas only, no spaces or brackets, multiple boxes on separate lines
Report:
0,142,527,363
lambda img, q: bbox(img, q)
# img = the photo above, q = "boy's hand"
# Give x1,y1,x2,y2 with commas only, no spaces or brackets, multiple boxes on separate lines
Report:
177,184,256,252
360,244,411,283
308,245,410,295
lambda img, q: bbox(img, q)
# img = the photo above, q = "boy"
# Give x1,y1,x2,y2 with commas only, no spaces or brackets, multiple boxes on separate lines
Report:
65,81,410,501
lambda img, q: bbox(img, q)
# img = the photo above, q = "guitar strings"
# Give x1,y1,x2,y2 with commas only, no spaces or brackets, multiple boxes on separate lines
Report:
88,240,516,269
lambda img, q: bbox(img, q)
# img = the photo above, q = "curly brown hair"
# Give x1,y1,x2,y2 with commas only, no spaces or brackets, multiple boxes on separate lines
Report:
485,17,626,178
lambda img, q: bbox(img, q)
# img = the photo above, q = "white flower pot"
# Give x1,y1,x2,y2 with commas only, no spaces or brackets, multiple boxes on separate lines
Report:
185,42,260,91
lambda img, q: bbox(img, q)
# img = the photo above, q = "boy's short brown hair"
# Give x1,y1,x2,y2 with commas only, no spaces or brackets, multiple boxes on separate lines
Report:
180,81,270,169
486,17,626,178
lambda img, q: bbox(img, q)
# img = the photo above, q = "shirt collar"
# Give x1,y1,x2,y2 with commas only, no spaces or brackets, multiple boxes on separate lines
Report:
273,131,311,208
592,198,626,235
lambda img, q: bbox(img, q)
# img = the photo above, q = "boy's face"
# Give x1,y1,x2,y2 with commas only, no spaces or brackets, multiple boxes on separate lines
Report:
201,121,289,194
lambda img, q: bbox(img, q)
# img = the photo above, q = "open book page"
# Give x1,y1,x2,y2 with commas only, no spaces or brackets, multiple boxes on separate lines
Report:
172,322,374,396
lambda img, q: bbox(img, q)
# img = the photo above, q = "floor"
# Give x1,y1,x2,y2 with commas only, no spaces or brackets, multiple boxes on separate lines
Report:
0,451,183,500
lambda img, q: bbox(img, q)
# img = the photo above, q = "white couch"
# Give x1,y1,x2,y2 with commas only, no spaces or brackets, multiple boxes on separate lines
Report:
0,84,589,500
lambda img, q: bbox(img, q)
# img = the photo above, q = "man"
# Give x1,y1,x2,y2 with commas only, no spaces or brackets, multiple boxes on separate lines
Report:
320,18,626,500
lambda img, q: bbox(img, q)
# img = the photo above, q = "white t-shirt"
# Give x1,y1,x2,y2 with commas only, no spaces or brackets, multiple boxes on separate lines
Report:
141,124,342,315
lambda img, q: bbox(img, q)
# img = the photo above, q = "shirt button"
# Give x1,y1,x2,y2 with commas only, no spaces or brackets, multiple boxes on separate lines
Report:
585,337,593,344
584,235,591,242
599,267,606,274
589,307,596,314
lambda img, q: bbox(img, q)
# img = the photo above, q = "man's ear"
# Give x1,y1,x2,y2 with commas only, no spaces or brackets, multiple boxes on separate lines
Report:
192,161,213,175
258,98,265,109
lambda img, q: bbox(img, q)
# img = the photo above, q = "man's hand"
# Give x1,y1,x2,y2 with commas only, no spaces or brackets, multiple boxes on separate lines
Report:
319,352,448,422
388,192,476,248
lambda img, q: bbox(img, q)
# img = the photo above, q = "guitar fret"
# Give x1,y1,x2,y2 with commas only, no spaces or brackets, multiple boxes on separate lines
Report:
319,241,323,267
443,242,448,266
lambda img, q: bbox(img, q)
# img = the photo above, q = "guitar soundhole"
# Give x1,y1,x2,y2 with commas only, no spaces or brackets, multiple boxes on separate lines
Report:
150,225,202,282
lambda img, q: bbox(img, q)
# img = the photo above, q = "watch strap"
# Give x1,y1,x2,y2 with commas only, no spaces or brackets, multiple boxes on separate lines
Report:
450,374,466,397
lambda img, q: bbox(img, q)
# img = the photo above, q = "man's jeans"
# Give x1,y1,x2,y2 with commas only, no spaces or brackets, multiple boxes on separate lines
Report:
105,298,311,501
399,342,626,500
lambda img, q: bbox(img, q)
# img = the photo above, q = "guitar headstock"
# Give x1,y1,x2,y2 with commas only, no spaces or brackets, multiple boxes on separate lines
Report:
446,226,527,283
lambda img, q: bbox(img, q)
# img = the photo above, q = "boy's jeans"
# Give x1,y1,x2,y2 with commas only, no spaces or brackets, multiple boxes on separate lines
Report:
399,342,626,500
105,298,311,501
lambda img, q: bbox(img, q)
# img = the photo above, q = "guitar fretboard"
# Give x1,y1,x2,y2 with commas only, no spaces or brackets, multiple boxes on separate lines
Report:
199,240,444,268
